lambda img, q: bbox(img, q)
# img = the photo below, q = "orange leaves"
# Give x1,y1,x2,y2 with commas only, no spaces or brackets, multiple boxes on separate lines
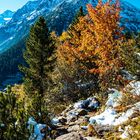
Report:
57,0,126,90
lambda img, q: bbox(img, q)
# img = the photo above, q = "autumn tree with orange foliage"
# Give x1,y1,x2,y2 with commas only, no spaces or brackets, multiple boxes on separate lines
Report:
57,8,98,101
83,0,124,90
57,0,128,94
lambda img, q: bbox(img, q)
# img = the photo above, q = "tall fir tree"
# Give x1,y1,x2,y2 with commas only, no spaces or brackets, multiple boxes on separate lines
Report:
20,17,56,118
68,6,84,37
71,6,85,26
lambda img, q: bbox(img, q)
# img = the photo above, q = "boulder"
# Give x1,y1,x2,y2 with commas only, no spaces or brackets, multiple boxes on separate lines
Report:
75,117,89,125
54,126,68,137
88,98,100,111
68,125,80,132
67,114,78,123
51,118,60,125
55,132,86,140
85,137,104,140
74,100,89,109
74,97,100,111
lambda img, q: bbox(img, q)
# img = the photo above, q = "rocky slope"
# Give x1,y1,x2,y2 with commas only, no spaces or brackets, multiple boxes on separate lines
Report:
27,80,140,140
0,0,140,53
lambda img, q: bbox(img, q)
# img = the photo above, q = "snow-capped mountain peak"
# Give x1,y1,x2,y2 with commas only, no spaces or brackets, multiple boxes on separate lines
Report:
0,10,14,27
0,0,140,53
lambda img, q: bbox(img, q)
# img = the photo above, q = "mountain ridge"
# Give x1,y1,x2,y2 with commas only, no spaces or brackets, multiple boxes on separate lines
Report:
0,10,14,27
0,0,140,53
0,0,139,52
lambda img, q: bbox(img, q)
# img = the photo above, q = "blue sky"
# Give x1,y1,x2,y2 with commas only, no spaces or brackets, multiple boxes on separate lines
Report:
0,0,140,13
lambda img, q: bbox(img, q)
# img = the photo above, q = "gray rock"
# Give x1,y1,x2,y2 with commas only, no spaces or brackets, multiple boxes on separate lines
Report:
87,97,100,110
68,125,80,132
74,97,100,111
75,117,88,125
61,105,73,116
74,100,89,109
85,137,104,140
51,118,60,125
67,115,78,123
55,132,86,140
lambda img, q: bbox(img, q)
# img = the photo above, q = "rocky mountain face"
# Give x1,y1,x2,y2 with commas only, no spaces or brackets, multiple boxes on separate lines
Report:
0,0,140,53
0,10,14,27
120,1,140,31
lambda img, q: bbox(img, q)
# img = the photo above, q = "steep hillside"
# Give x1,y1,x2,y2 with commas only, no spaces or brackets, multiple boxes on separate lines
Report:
0,1,140,139
0,0,140,53
0,0,140,89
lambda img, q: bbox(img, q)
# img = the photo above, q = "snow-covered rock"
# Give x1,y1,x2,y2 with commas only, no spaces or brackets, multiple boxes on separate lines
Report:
89,107,117,125
27,117,48,140
52,80,140,139
74,97,100,110
55,132,86,140
114,102,140,125
106,89,122,108
51,97,100,126
89,103,140,126
74,100,89,109
89,82,140,126
128,81,140,96
51,118,60,125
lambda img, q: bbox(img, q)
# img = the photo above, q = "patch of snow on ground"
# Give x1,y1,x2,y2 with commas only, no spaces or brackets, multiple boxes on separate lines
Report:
90,101,140,126
90,83,140,126
113,104,138,126
120,125,132,139
51,118,59,125
27,117,47,140
90,108,117,125
129,81,140,96
106,89,122,108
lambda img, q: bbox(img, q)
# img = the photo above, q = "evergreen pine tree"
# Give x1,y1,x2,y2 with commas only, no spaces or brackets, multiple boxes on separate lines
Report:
68,6,84,36
0,86,28,139
20,17,56,118
0,86,16,139
71,6,84,25
136,32,140,49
